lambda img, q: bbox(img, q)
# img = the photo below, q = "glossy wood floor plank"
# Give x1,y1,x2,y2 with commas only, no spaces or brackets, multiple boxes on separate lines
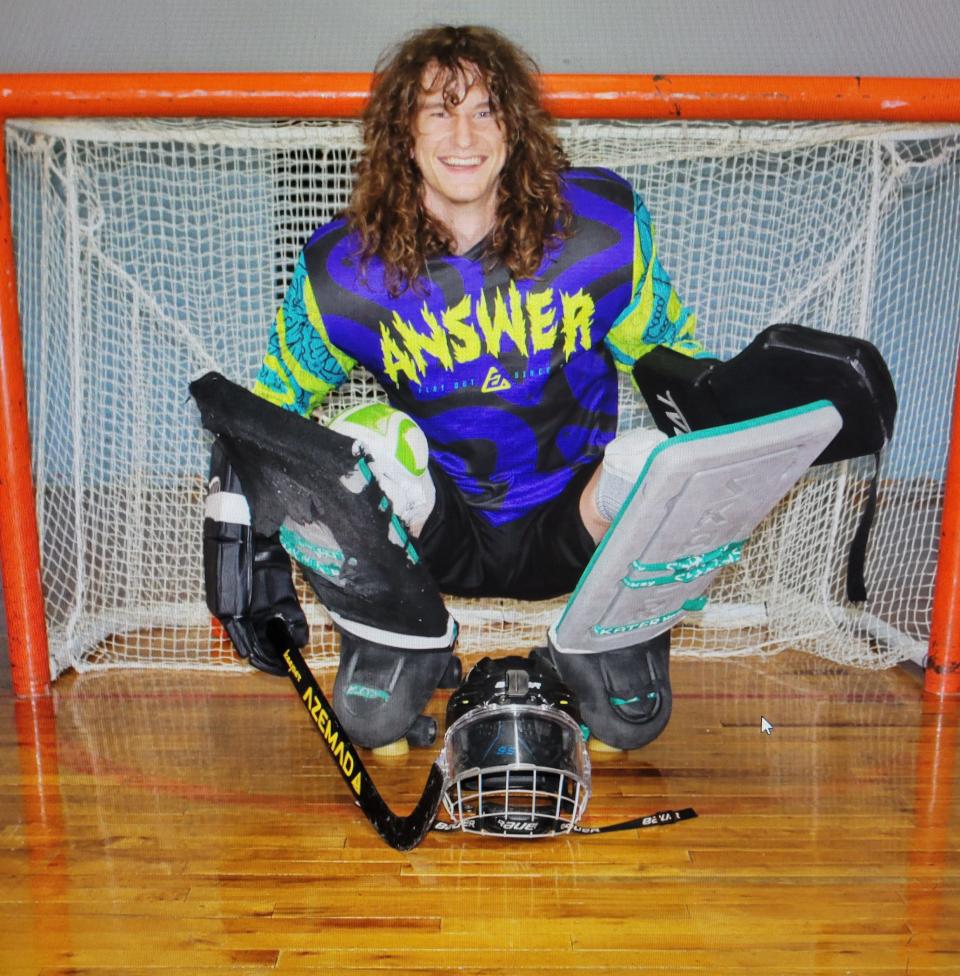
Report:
1,650,957,975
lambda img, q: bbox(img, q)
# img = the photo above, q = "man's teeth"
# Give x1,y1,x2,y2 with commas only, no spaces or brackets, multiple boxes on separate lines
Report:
443,157,483,167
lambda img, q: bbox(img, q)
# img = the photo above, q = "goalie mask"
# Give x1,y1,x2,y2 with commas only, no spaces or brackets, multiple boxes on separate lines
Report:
438,654,591,838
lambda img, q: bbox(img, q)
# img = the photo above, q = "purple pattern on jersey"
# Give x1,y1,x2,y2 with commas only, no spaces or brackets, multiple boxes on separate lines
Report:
302,168,639,525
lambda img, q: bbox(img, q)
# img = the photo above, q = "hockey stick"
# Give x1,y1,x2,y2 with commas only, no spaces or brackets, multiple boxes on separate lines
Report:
570,807,698,835
431,807,697,836
279,641,446,851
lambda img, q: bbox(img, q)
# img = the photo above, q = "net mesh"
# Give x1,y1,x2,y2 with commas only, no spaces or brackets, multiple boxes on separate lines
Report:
6,117,959,676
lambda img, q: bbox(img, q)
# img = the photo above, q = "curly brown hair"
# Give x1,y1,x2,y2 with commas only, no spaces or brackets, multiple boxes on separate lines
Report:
347,25,572,296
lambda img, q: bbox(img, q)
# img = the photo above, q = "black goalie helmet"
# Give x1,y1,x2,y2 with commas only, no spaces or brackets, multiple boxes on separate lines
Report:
438,653,591,838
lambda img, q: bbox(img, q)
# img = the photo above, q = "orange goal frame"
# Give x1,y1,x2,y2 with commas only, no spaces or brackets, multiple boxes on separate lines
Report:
1,72,959,699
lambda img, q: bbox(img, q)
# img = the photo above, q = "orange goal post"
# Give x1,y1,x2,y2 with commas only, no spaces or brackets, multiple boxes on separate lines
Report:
2,73,959,699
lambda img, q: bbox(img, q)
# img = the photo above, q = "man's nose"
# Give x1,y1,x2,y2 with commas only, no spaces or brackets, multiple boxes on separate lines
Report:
453,111,474,147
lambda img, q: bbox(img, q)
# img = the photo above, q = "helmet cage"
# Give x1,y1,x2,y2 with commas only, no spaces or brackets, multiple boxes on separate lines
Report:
439,703,591,837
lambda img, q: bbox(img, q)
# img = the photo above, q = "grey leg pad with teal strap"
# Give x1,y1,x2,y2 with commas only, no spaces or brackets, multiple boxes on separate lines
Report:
544,402,841,750
536,634,673,751
550,402,843,655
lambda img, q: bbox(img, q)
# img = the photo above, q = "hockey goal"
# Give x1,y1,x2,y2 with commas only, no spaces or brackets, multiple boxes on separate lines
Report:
2,74,959,698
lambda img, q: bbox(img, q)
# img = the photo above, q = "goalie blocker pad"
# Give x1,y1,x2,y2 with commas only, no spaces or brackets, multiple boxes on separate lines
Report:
191,371,453,644
203,440,253,622
549,402,842,655
203,441,309,675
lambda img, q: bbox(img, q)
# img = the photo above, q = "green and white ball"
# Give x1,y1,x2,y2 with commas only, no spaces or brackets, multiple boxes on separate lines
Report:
329,402,434,532
329,402,429,476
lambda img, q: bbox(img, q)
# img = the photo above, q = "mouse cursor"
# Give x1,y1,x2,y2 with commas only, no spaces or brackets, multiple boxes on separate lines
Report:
760,717,773,735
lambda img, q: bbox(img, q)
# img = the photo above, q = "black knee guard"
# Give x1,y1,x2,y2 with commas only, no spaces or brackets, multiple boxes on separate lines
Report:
537,631,672,751
332,630,461,749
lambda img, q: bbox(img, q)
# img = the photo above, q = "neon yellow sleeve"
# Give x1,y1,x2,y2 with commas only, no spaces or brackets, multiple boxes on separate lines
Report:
604,192,704,375
253,252,356,416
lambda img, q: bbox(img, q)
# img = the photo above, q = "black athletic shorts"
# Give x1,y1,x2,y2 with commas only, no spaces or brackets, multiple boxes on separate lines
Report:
416,461,599,601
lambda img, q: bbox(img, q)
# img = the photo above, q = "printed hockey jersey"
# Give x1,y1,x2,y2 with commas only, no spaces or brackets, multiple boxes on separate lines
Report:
254,167,701,525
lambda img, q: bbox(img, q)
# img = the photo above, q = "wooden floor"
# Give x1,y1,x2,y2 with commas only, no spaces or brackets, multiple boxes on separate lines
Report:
1,648,957,975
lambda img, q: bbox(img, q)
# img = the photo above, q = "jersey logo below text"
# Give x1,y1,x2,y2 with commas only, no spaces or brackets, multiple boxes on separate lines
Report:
481,366,512,393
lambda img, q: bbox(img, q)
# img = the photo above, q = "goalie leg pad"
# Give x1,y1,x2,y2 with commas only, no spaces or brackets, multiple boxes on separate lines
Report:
300,558,458,749
549,401,843,655
191,373,459,735
191,371,455,642
536,632,672,751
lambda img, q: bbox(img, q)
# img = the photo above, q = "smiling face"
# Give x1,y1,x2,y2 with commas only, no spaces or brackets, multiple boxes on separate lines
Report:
411,63,508,238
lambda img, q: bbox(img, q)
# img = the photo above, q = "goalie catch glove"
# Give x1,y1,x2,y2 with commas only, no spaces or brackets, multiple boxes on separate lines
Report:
203,441,309,675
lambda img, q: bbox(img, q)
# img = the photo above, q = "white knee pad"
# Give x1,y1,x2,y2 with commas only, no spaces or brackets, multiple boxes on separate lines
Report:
595,426,669,522
329,402,436,536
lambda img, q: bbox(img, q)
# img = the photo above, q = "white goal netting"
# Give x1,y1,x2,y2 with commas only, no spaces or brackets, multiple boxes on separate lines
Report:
6,116,960,677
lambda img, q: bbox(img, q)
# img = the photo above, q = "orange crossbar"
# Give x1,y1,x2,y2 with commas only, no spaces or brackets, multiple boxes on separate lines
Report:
1,72,960,121
1,73,959,699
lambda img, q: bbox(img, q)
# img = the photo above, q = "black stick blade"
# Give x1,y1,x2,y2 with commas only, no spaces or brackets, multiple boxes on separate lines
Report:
281,643,445,851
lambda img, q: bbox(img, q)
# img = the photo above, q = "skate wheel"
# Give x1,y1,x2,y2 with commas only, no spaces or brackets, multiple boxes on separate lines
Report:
588,736,624,754
438,655,463,689
406,714,438,748
372,738,410,757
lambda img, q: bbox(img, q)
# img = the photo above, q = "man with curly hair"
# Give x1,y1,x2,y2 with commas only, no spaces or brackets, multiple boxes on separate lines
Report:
201,25,838,754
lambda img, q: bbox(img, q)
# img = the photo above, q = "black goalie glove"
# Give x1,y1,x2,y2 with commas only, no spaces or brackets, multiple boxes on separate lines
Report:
203,441,309,675
631,323,896,463
631,323,897,602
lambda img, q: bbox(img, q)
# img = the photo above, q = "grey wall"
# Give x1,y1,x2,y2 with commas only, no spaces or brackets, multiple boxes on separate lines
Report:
1,0,959,76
